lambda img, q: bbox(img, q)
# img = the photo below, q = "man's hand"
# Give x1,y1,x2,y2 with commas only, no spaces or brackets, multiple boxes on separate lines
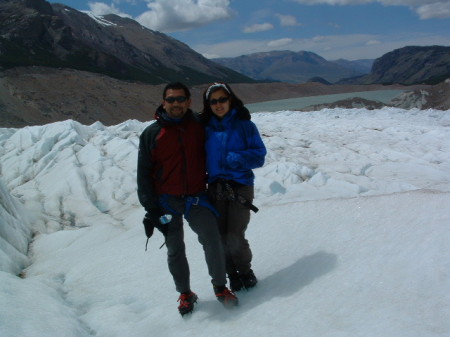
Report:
143,208,170,238
143,210,161,238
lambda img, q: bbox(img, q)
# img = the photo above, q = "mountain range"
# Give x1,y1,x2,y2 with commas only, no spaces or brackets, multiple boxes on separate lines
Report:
0,0,449,128
213,46,450,85
0,0,253,85
1,0,449,87
213,51,373,83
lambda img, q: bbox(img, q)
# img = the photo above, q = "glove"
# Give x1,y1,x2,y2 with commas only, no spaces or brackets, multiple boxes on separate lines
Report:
226,152,243,169
143,209,169,252
143,209,162,238
144,208,170,237
143,214,155,238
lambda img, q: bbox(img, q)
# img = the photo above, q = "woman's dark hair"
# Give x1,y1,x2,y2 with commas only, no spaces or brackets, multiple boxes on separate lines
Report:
163,82,191,99
201,82,244,120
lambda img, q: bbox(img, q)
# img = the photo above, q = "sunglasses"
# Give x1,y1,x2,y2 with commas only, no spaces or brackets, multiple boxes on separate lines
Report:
164,96,187,103
209,96,229,105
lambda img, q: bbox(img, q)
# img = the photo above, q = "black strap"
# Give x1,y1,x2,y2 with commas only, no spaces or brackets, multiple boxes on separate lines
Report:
145,237,166,251
236,194,259,213
216,180,259,213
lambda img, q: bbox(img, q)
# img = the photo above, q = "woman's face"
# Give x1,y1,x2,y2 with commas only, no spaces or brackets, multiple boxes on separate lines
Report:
209,89,230,119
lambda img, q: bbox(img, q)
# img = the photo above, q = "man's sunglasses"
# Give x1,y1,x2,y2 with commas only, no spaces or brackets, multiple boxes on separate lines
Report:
164,96,187,103
210,96,229,105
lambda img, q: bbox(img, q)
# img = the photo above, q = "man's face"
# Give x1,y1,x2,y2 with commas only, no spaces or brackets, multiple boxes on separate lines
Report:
162,88,191,119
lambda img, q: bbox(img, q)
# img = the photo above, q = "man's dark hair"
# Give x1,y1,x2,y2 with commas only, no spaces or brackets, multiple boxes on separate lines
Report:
163,82,191,99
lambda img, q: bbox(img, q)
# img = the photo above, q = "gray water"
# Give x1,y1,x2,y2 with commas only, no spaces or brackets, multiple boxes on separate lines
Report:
246,90,405,113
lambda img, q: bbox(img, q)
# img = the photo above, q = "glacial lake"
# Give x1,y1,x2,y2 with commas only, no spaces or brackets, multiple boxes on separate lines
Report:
246,89,405,113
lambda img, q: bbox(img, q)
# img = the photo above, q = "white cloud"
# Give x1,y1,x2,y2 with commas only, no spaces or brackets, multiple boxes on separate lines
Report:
275,14,301,26
193,32,450,60
312,35,327,42
291,0,450,18
328,22,341,28
201,52,222,59
416,2,450,19
135,0,233,33
195,39,273,58
292,0,440,4
243,23,275,33
112,0,137,4
291,0,372,4
268,38,294,48
88,2,132,17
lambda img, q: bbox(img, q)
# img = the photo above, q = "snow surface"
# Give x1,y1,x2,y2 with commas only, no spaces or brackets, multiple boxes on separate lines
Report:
1,107,450,337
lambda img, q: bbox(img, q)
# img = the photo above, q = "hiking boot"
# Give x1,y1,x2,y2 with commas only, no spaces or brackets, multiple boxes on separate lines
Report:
241,269,257,289
177,291,198,316
228,273,244,292
213,285,239,308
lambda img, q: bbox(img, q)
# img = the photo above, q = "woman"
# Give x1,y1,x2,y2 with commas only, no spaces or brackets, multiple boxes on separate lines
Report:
201,82,267,291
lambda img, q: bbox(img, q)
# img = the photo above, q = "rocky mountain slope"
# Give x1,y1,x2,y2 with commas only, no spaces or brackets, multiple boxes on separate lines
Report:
213,50,367,83
0,0,252,85
339,46,450,85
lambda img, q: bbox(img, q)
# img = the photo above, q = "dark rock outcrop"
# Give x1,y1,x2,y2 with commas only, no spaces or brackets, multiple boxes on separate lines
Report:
339,46,450,85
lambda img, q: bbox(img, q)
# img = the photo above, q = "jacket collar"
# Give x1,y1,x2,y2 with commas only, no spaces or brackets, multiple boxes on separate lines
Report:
154,105,193,126
209,108,234,128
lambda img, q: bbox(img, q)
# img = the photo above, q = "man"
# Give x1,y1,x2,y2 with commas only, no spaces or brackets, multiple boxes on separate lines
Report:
137,82,238,316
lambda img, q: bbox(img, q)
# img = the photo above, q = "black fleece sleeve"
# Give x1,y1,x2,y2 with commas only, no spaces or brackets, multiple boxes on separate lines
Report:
137,124,160,212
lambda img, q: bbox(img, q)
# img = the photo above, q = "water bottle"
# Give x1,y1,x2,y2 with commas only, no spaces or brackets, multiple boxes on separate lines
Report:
159,214,172,224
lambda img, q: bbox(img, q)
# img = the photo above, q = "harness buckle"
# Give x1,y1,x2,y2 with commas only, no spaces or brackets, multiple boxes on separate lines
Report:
191,196,200,206
186,196,200,206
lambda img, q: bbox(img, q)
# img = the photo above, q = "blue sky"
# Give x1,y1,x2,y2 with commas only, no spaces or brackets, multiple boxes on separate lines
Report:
48,0,450,60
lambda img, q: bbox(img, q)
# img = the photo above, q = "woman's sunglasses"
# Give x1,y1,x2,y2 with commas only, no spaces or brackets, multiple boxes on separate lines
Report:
164,96,187,103
210,97,229,105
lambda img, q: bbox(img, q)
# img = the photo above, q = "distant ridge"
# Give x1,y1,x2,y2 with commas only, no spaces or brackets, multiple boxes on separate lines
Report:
213,50,371,83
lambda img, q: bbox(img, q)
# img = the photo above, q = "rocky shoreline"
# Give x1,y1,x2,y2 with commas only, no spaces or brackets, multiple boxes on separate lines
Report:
298,79,450,112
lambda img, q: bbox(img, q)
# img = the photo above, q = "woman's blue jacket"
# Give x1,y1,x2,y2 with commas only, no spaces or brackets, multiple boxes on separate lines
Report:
205,107,266,186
